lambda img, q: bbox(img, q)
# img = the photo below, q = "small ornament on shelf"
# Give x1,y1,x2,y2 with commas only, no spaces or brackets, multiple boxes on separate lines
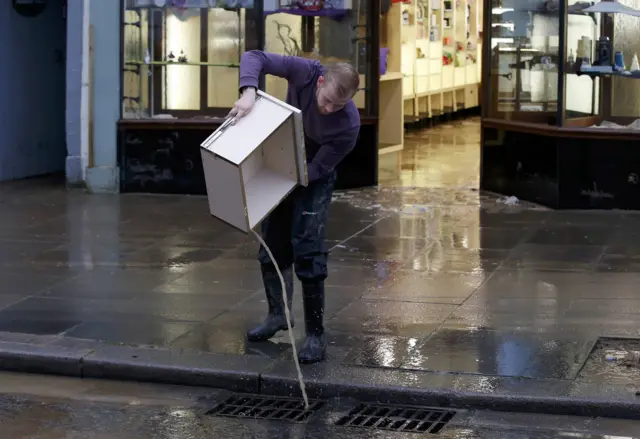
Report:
568,48,575,66
631,53,640,72
429,14,438,41
402,9,411,25
443,51,454,65
614,51,625,72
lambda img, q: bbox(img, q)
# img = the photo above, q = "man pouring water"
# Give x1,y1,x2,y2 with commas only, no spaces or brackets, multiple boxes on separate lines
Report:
228,50,361,364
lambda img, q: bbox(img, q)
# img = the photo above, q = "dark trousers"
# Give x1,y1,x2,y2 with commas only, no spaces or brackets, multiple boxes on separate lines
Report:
258,171,336,285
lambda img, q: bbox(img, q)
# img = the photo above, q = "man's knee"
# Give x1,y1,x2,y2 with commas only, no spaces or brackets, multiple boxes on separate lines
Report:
258,245,293,269
258,246,271,265
294,252,328,283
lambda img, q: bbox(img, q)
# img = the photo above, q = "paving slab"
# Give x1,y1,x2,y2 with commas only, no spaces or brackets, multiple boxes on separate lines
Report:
1,177,640,418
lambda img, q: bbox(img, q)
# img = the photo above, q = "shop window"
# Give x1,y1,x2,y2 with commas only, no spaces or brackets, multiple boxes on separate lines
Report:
611,0,640,119
564,0,600,120
122,1,253,119
264,0,370,111
122,0,372,119
486,0,560,123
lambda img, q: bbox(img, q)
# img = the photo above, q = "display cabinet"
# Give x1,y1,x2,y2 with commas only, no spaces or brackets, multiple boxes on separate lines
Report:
481,0,640,209
121,0,260,119
118,0,380,194
121,0,375,119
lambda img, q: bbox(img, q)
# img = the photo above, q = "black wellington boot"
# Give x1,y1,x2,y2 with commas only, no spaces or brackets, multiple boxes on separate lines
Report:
298,283,326,364
246,265,294,341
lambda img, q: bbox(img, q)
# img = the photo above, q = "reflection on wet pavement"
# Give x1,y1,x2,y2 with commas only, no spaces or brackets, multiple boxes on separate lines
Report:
400,328,594,380
3,122,640,390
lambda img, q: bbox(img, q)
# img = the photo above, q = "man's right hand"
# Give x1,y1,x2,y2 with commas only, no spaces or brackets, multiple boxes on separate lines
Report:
228,87,256,120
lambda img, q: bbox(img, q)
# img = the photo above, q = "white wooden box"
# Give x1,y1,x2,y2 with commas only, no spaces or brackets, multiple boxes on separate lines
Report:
200,90,307,233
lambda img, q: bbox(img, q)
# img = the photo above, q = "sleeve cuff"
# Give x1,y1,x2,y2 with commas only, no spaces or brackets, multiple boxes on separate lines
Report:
239,77,259,91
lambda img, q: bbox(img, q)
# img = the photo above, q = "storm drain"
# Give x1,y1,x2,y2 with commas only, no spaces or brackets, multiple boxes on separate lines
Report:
336,404,455,434
206,394,324,423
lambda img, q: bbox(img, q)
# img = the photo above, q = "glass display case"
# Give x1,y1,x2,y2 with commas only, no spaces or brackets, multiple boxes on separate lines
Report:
117,0,380,195
121,0,258,119
484,0,640,127
121,0,374,119
481,0,640,209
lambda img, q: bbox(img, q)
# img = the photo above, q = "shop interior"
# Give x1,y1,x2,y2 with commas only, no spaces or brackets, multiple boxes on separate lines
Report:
121,0,484,192
122,1,371,119
482,0,640,209
376,0,483,189
487,0,640,126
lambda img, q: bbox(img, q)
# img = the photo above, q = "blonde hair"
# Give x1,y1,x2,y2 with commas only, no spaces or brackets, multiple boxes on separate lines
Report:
323,62,360,99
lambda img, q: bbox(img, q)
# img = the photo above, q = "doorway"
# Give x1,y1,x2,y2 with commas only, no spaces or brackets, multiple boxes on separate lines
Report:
0,0,67,182
378,114,481,189
376,0,483,190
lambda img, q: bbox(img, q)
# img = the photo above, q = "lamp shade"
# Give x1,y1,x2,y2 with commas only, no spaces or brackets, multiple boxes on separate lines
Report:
583,0,640,16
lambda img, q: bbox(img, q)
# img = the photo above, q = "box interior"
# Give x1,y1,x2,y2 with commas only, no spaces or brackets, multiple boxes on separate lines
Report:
242,118,299,229
201,149,247,231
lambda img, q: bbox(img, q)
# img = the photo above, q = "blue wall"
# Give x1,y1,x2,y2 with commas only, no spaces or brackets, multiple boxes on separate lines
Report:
84,0,122,193
65,0,121,192
0,0,67,182
65,0,84,185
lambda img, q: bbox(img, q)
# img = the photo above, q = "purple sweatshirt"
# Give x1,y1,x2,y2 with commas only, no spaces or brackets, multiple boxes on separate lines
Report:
238,51,361,183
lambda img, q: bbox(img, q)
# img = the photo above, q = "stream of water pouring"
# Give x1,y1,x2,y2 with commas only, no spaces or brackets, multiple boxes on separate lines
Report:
252,229,309,410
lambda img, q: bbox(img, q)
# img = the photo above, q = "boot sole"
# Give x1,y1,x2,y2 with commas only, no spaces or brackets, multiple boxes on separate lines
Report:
298,355,326,364
246,325,291,342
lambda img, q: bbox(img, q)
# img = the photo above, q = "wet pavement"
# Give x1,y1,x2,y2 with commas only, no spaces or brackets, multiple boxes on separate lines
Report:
2,119,640,414
2,371,640,438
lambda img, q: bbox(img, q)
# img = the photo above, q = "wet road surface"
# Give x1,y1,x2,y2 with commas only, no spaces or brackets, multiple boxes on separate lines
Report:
1,371,640,438
1,118,640,401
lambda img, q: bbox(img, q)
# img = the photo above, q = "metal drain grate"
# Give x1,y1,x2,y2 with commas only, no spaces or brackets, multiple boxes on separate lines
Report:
206,395,324,423
336,404,455,434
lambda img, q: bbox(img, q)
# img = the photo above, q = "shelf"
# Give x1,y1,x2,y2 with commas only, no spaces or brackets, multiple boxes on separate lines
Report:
377,0,482,151
404,115,422,123
574,68,640,79
379,143,404,155
381,72,404,81
483,118,640,141
125,60,239,68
